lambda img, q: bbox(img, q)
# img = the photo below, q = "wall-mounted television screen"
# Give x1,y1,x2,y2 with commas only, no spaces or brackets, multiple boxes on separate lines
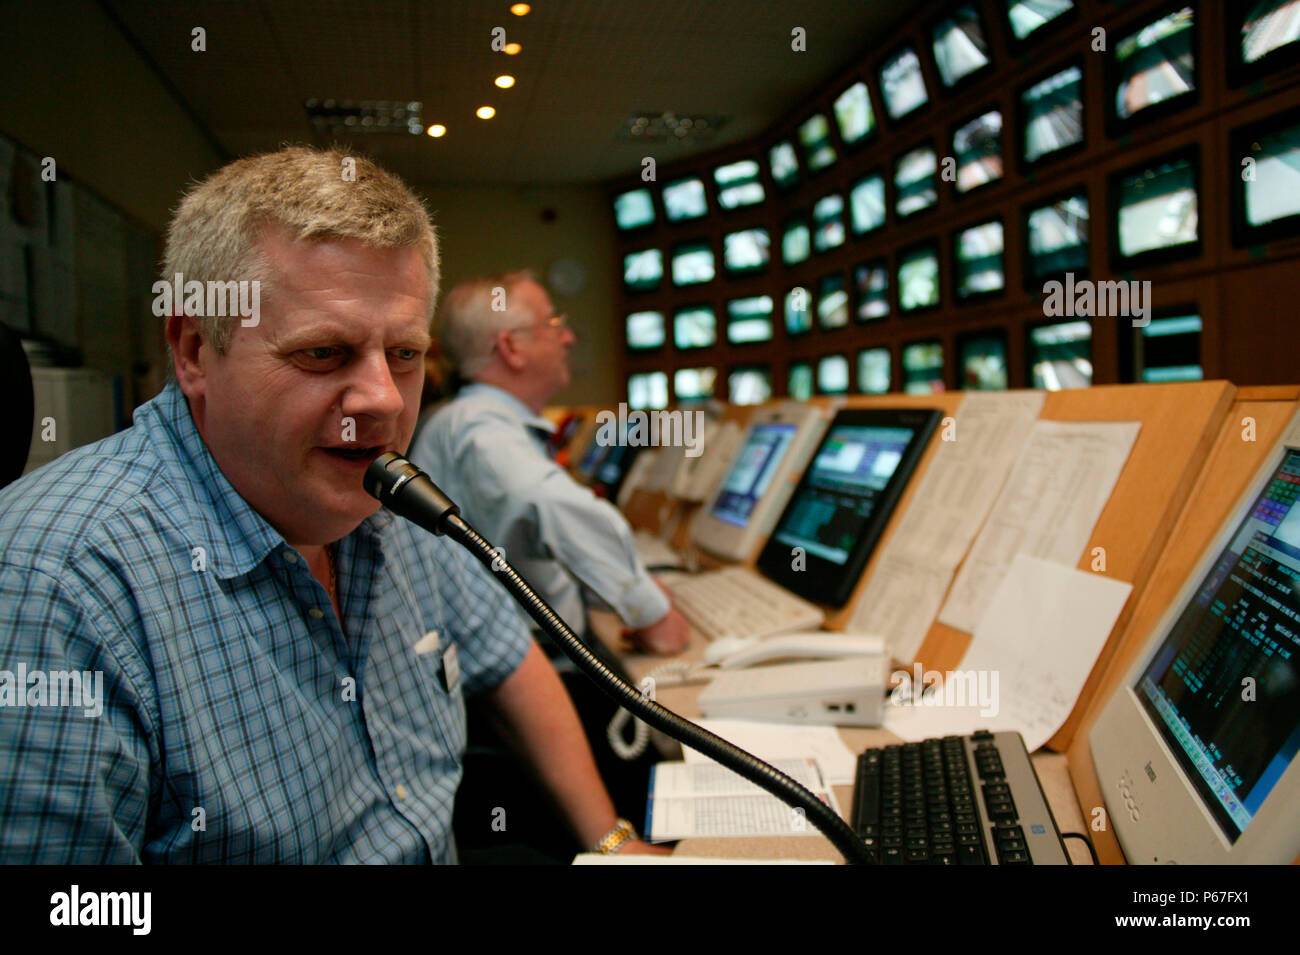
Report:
782,215,812,265
788,362,814,400
953,110,1003,193
628,371,668,410
1029,320,1092,390
954,220,1006,299
714,159,766,210
785,286,812,335
1232,0,1300,84
1232,109,1300,246
1112,6,1195,126
858,348,892,394
613,188,655,231
933,3,991,88
626,310,665,350
623,249,663,292
1113,150,1199,265
671,241,716,286
898,243,941,312
812,194,846,252
1134,312,1202,382
958,331,1009,390
673,305,716,349
662,176,708,221
675,367,717,402
834,81,876,145
854,261,890,321
902,341,945,394
1026,190,1090,283
850,174,887,234
895,147,938,218
769,140,801,190
729,366,772,405
724,228,771,275
1006,0,1074,43
798,114,839,171
726,296,774,344
1021,64,1084,164
880,47,929,121
817,355,850,395
817,273,849,329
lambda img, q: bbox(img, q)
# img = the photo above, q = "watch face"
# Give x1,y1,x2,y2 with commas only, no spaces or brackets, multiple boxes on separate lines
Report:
548,257,586,296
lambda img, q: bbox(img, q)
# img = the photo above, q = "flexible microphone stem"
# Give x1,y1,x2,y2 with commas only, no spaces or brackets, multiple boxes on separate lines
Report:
367,452,871,865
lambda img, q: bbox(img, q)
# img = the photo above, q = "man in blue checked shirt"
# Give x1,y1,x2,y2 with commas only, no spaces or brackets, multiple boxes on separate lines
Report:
0,146,663,863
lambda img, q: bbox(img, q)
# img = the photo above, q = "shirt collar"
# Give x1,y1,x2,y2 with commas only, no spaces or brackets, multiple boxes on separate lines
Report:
459,382,557,435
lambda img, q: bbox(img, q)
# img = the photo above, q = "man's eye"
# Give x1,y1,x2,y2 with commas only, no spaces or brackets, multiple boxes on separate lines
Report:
303,347,339,361
392,348,421,362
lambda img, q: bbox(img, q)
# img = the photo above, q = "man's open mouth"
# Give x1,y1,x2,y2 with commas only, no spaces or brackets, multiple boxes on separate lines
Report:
323,445,384,461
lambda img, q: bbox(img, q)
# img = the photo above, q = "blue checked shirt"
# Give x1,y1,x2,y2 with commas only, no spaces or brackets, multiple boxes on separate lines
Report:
0,383,533,863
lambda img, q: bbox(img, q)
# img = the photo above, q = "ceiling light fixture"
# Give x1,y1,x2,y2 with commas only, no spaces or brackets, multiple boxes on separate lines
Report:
427,124,446,137
503,42,521,55
495,75,515,89
476,106,496,119
510,3,531,15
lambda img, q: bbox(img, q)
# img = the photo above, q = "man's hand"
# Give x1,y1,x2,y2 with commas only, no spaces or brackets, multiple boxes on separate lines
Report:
616,839,672,856
628,606,690,656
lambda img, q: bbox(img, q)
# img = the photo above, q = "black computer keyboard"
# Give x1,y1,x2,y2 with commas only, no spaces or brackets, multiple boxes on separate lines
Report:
850,730,1069,865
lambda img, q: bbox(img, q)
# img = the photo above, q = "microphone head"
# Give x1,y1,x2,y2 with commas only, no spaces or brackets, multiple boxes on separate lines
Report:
364,451,417,504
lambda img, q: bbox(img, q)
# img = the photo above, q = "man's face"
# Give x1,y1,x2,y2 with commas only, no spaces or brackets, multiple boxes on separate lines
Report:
182,226,431,547
509,279,576,397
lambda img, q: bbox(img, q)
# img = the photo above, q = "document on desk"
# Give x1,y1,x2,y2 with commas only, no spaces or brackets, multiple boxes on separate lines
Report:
938,419,1139,635
884,554,1132,750
680,718,858,786
847,392,1046,662
647,758,838,841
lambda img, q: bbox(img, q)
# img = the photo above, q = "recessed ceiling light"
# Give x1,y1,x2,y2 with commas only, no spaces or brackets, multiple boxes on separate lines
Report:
504,42,522,55
510,3,531,15
476,106,496,119
427,124,446,137
495,75,515,89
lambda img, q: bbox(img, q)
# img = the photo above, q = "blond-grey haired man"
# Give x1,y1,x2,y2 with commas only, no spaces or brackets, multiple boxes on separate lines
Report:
0,146,661,862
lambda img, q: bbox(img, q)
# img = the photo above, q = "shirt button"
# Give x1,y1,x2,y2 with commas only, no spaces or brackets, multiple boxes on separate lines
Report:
283,551,298,564
308,607,325,619
395,784,408,800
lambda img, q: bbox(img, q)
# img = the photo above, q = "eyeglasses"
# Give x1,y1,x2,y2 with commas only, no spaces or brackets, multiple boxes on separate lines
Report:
506,313,568,335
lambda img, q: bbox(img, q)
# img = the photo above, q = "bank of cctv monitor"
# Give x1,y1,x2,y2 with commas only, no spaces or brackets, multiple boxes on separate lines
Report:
755,407,942,607
691,402,830,564
1091,408,1300,863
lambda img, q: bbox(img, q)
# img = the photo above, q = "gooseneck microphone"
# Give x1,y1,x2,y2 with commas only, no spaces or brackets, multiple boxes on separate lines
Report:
366,451,872,865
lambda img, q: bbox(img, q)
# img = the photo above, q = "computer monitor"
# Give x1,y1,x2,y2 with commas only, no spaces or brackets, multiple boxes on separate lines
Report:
1132,312,1202,383
625,310,665,351
662,176,709,222
728,366,772,406
723,228,770,275
671,241,716,287
858,348,892,394
782,214,812,265
693,402,829,563
1231,108,1300,247
713,159,766,210
673,305,717,349
726,296,774,344
1230,0,1300,85
932,3,991,88
953,110,1003,194
674,366,717,402
1109,6,1196,131
788,362,814,401
1029,320,1092,390
627,372,668,411
879,47,929,121
817,354,850,395
622,249,663,293
1005,0,1074,44
1025,190,1090,286
756,407,943,606
613,188,656,231
854,261,890,322
816,274,849,329
798,114,838,172
903,341,945,394
849,174,887,235
898,242,941,313
1090,408,1300,862
957,330,1009,390
1112,149,1200,267
1020,63,1084,166
590,440,644,501
954,219,1006,300
784,286,812,335
769,140,801,191
895,146,938,218
812,194,846,252
834,80,876,147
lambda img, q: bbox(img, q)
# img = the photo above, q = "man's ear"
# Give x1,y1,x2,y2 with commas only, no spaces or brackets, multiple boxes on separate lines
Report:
166,313,207,396
494,330,528,373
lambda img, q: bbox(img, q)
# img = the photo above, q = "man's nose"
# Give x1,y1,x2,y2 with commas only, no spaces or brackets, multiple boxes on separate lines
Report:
343,350,405,422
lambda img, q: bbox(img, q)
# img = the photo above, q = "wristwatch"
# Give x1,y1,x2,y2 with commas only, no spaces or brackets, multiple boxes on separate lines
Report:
593,817,638,855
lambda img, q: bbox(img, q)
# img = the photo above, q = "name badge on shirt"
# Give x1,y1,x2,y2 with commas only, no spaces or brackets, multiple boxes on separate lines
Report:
440,643,461,694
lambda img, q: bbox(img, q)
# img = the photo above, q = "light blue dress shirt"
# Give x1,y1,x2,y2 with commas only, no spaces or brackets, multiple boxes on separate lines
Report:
0,382,532,863
410,383,670,632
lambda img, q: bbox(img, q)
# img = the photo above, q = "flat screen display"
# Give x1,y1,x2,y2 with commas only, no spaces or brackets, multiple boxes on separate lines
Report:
1116,154,1199,260
724,228,771,274
674,367,716,402
1139,313,1202,382
898,244,941,312
623,249,663,292
1030,320,1092,390
1240,114,1300,236
834,81,876,145
782,216,812,265
673,306,716,349
817,274,849,329
726,296,774,344
1027,192,1090,280
799,114,838,171
858,348,891,394
850,175,887,234
628,372,668,410
817,355,850,395
672,242,716,286
813,194,846,251
728,367,772,406
880,48,929,120
895,147,938,217
785,286,812,335
903,341,945,394
1006,0,1074,41
788,362,814,401
614,188,655,230
959,332,1008,389
933,3,990,87
955,220,1006,298
663,176,708,221
714,159,766,210
854,262,890,321
710,422,801,528
954,110,1003,193
1114,6,1195,122
626,311,665,350
770,140,801,189
1022,65,1084,163
1241,0,1300,66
